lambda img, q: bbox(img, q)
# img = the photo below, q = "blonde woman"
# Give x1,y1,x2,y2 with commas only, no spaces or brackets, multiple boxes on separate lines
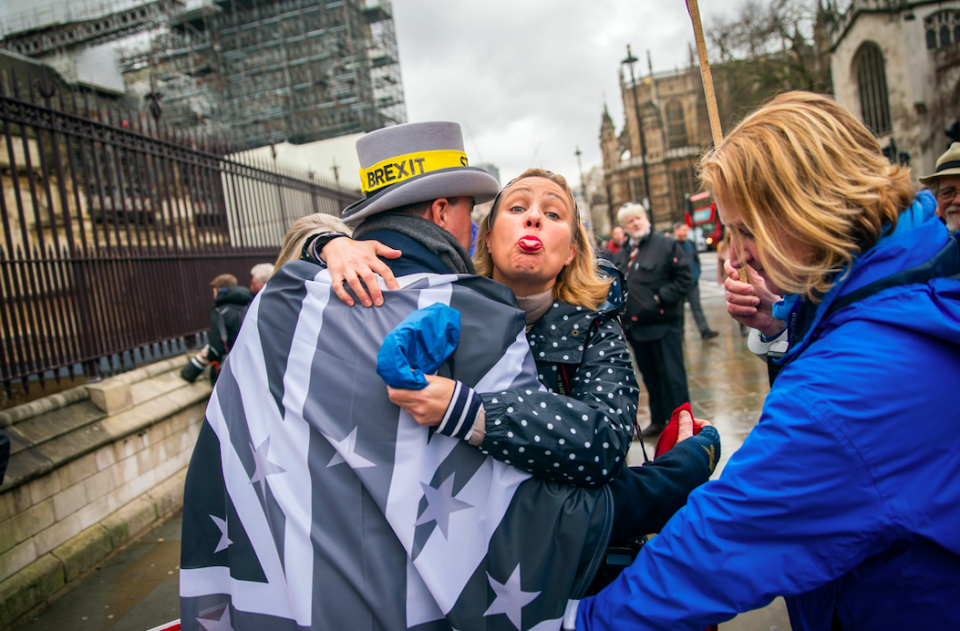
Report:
272,213,353,274
575,92,960,630
323,169,720,546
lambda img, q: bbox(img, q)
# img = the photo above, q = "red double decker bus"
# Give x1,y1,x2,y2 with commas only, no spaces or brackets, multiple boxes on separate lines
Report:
684,191,723,251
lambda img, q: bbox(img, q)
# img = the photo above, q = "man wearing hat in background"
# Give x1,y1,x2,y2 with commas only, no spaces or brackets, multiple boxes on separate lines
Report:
921,142,960,234
179,122,615,631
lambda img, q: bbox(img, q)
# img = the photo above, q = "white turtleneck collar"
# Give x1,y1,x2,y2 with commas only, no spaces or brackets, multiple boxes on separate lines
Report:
515,288,555,329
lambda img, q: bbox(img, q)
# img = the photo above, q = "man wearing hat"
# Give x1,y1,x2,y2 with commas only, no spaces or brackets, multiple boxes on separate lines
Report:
179,122,614,631
920,142,960,234
302,122,500,308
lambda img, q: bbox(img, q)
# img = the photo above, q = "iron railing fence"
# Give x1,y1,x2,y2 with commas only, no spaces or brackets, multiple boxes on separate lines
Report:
0,67,361,395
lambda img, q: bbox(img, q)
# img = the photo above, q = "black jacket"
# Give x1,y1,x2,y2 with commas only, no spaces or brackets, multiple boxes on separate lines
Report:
478,263,638,486
613,232,693,341
208,286,254,381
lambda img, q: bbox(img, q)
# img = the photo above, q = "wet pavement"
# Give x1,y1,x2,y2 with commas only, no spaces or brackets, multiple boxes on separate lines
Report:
14,253,789,631
14,514,181,631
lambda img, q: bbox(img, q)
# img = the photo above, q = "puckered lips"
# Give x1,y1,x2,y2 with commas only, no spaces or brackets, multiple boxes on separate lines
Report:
518,236,543,253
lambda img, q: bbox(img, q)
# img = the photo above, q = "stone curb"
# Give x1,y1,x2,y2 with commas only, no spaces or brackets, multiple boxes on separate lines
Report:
0,467,188,629
0,354,194,429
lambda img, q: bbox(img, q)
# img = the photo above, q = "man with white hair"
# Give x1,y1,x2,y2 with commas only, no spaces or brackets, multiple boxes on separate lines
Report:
249,262,274,295
920,142,960,234
613,203,693,436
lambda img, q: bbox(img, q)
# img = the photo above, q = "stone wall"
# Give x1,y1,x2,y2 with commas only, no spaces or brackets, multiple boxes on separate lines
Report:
0,357,210,627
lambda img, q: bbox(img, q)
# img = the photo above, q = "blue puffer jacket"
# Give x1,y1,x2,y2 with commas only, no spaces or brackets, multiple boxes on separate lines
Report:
575,192,960,631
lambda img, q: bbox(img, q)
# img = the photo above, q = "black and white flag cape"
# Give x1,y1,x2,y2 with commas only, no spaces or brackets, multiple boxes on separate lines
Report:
180,261,612,631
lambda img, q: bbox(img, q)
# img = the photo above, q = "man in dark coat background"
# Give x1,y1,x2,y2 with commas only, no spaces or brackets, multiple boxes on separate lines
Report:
206,274,253,385
673,221,718,340
614,203,693,436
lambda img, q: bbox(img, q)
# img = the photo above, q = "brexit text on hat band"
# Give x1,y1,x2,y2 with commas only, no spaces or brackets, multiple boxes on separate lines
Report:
361,150,469,194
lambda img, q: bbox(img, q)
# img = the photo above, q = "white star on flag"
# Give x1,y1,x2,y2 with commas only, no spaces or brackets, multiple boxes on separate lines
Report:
414,473,474,539
326,426,376,469
198,605,234,631
249,436,286,496
483,564,541,630
209,515,232,553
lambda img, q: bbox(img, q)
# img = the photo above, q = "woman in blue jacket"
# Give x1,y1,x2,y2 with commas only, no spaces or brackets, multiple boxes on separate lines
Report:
573,92,960,630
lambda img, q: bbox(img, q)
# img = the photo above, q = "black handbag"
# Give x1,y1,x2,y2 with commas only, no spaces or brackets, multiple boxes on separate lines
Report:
583,535,648,596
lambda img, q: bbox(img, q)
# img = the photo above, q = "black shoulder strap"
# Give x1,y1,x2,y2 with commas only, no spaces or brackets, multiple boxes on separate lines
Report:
822,236,960,321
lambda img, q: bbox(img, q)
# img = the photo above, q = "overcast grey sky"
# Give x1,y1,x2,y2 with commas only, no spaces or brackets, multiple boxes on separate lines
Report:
0,0,744,190
391,0,741,190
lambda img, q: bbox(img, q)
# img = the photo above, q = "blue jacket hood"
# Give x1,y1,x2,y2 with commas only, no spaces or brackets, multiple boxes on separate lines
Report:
783,191,960,362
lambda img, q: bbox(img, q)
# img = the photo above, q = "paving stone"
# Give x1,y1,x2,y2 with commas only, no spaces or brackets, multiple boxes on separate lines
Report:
83,467,116,503
147,468,187,518
0,539,38,582
52,481,89,522
0,491,16,523
51,523,112,582
0,553,65,629
75,494,111,531
10,499,55,545
115,454,140,486
7,402,106,449
94,444,117,471
2,427,33,456
86,380,132,415
27,473,61,505
101,497,157,549
0,517,15,556
32,513,81,557
56,452,98,489
2,449,54,490
34,421,110,470
126,469,158,500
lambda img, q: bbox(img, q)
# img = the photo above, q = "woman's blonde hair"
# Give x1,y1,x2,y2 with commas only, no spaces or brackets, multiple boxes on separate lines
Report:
699,91,915,300
473,168,611,310
273,213,352,274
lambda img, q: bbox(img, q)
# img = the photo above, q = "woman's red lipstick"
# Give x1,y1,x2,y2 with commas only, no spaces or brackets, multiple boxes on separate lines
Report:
518,236,542,253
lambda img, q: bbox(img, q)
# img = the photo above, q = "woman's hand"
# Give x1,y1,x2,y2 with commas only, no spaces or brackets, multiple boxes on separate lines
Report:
387,375,456,427
676,409,712,443
321,237,402,307
723,259,784,337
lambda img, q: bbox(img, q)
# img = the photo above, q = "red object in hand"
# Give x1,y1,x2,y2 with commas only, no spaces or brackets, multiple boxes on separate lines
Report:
653,401,718,631
654,402,705,459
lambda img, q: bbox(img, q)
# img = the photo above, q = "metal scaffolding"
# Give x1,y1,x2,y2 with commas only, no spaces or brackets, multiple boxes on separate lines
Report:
120,0,407,150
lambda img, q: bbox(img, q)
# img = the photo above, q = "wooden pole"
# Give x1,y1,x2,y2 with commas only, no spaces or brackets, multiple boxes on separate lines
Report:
687,0,724,147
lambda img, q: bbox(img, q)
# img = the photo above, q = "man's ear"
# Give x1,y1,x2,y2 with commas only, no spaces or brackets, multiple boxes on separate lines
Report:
426,198,449,227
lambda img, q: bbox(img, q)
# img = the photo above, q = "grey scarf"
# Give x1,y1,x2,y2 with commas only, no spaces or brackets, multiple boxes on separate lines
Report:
352,212,476,275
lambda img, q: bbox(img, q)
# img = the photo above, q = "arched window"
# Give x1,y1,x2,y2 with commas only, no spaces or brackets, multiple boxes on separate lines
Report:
925,10,960,49
666,101,688,149
854,42,891,135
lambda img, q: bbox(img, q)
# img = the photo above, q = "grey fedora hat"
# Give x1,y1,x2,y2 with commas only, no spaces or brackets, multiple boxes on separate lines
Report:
340,121,500,228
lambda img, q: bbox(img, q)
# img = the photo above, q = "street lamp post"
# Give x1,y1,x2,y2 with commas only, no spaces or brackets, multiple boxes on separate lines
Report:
622,44,653,225
574,145,587,224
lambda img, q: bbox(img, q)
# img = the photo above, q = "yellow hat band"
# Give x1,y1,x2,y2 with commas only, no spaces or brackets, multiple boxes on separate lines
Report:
360,150,469,195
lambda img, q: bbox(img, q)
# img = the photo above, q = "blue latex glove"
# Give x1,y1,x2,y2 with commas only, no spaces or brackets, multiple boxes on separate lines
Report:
377,303,461,389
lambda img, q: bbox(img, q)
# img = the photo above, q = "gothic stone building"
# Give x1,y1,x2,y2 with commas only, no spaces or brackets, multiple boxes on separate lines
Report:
829,0,960,181
600,63,713,231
